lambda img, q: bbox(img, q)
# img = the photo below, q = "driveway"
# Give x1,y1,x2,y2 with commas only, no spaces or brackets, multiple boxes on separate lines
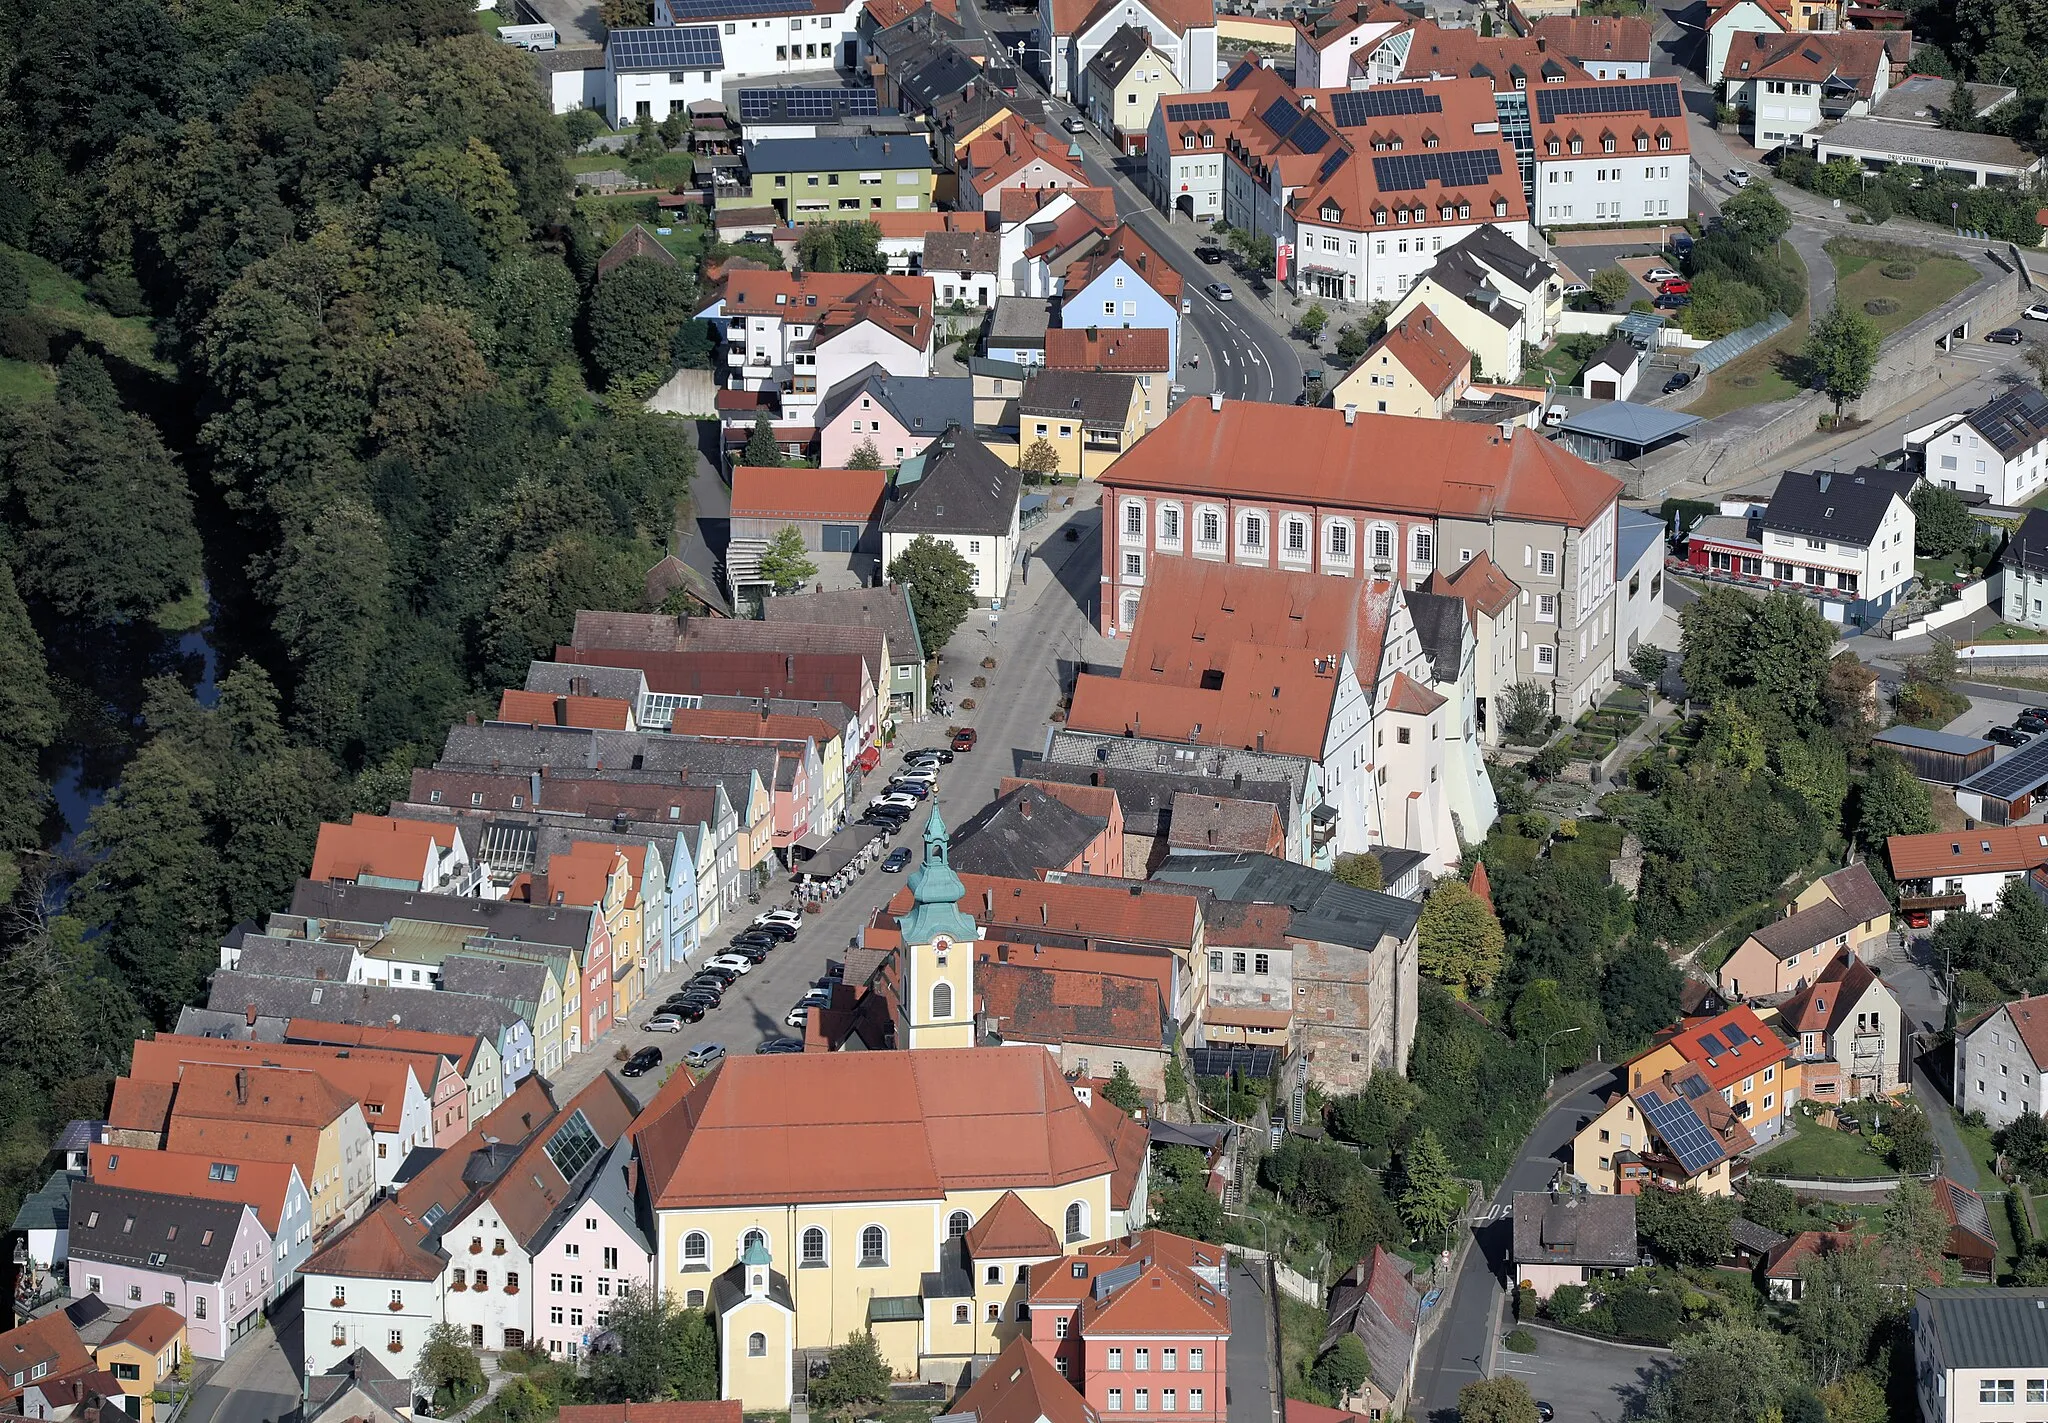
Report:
1493,1328,1670,1423
1226,1262,1279,1423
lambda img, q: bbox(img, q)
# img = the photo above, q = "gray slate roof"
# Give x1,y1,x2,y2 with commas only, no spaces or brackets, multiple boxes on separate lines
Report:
2009,508,2048,577
290,880,595,952
1915,1287,2048,1369
884,429,1021,537
948,785,1109,878
1511,1190,1637,1269
1442,223,1554,290
1727,1216,1786,1256
523,662,649,703
176,1005,289,1041
10,1169,76,1234
742,135,932,173
232,936,359,983
1044,730,1315,805
206,971,530,1038
440,955,551,1003
1320,1248,1422,1402
1087,24,1160,84
1815,115,2040,169
989,296,1054,348
1764,466,1916,547
1019,368,1136,426
1586,336,1638,378
1402,589,1466,686
816,364,973,439
924,229,1001,274
69,1181,248,1282
1151,852,1421,949
763,584,923,669
1019,755,1293,837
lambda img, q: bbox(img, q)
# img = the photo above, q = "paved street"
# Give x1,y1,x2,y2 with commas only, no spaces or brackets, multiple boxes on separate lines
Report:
182,1291,303,1423
540,491,1119,1108
1493,1328,1670,1423
1413,1065,1615,1421
1226,1262,1280,1423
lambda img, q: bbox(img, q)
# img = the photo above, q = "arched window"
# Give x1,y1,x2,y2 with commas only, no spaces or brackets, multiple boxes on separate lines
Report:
954,1304,971,1325
948,1210,972,1239
686,1290,705,1309
801,1227,827,1265
682,1232,709,1266
742,1228,767,1256
861,1226,887,1264
1064,1202,1088,1242
748,1332,767,1357
1326,521,1351,559
931,981,953,1019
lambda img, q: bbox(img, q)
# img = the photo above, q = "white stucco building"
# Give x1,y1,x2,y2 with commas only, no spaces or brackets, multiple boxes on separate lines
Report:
1530,78,1690,226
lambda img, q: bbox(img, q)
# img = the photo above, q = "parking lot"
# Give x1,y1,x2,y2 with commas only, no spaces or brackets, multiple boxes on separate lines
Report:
1494,1327,1669,1423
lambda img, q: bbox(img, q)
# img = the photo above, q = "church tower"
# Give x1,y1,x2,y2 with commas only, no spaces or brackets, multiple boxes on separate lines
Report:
897,807,978,1050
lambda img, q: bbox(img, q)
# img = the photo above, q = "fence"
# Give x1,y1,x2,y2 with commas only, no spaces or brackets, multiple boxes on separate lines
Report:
1959,639,2048,660
1691,311,1791,374
1887,576,1993,639
1229,1245,1324,1307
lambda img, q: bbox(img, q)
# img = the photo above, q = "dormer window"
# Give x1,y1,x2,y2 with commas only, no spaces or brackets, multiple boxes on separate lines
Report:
1636,135,1648,152
1397,208,1409,224
1569,137,1582,154
1546,138,1559,156
1458,202,1470,219
1373,209,1387,225
1659,132,1672,150
1603,136,1615,153
1494,199,1508,217
1321,202,1341,222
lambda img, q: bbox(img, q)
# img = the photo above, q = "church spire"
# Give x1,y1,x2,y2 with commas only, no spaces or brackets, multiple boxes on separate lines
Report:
900,806,976,946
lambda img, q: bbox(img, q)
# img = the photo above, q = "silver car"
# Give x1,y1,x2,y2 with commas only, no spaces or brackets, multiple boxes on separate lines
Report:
683,1043,727,1072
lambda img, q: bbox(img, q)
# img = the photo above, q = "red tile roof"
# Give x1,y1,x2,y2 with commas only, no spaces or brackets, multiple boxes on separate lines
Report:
1298,0,1411,52
1362,315,1471,400
559,1406,743,1423
1887,825,2048,881
1963,993,2048,1070
666,706,842,748
1028,1230,1229,1332
108,1079,174,1138
130,1038,420,1134
1424,550,1519,618
1661,1004,1788,1088
1048,0,1213,39
1401,26,1590,87
728,466,888,523
1045,326,1172,372
999,185,1118,226
1765,1229,1858,1279
1103,398,1622,528
1529,14,1652,64
309,814,455,885
1531,79,1690,157
1062,223,1185,300
974,941,1176,1016
99,1305,185,1357
1720,27,1894,88
887,871,1202,948
962,117,1090,194
88,1143,301,1234
0,1312,95,1391
952,1338,1098,1423
1385,671,1446,716
719,272,936,351
977,959,1168,1053
497,690,634,730
1776,950,1883,1036
964,1188,1063,1257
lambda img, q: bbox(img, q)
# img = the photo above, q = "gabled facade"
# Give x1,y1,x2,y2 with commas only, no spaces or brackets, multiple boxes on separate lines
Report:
1722,29,1904,150
1907,384,2048,506
1058,225,1184,367
1039,0,1218,102
1328,312,1471,419
1082,26,1181,152
1292,0,1414,90
1777,950,1904,1101
1681,466,1916,625
733,135,936,223
958,118,1092,212
1530,78,1690,228
1888,826,2048,920
705,271,937,429
1954,994,2048,1131
1705,0,1794,99
66,1185,272,1361
88,1145,315,1303
1716,860,1891,999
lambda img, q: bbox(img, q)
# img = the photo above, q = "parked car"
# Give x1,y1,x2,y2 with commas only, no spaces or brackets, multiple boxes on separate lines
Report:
785,1003,815,1027
748,920,798,943
691,965,739,986
883,847,913,872
1662,370,1694,394
659,998,709,1021
952,727,979,751
756,1037,806,1055
1196,246,1225,265
1989,725,2032,747
682,1043,726,1072
755,908,803,932
871,792,920,814
726,943,770,965
1561,281,1590,298
731,930,779,950
862,808,910,829
705,953,755,975
1645,266,1681,283
1905,908,1933,929
905,747,953,765
2026,303,2048,321
1542,405,1568,427
2018,710,2048,731
893,765,938,785
1658,278,1692,295
1988,326,2025,345
621,1046,663,1077
886,779,931,800
643,1013,687,1033
1206,281,1234,301
1063,115,1087,133
1653,293,1692,309
1725,167,1751,188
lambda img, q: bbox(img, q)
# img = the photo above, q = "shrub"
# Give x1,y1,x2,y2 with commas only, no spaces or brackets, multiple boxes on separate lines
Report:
1881,261,1917,280
1864,298,1899,316
86,267,146,316
958,698,976,710
1514,1283,1539,1320
969,675,987,688
1503,1328,1537,1353
981,656,997,669
1528,743,1571,780
0,311,55,362
1545,1282,1586,1319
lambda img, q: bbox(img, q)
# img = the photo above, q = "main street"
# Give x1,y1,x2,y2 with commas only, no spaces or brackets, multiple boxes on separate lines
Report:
1413,1065,1618,1420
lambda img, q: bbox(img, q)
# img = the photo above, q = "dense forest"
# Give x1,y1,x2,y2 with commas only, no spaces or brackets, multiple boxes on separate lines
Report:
0,0,693,1218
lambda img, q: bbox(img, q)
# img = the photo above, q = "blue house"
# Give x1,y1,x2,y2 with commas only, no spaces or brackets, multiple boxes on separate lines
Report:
1057,223,1184,368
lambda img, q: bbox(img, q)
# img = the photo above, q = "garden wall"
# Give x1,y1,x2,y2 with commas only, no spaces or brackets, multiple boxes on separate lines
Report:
1888,576,1994,640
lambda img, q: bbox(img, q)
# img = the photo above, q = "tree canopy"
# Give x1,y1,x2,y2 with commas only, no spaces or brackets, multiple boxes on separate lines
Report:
887,535,977,658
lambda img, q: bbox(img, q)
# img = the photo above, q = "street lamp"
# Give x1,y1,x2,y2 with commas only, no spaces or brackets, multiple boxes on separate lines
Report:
1540,1026,1582,1088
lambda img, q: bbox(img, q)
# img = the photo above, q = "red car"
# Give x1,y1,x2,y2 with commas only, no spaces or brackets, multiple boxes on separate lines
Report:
951,727,978,752
1659,278,1692,295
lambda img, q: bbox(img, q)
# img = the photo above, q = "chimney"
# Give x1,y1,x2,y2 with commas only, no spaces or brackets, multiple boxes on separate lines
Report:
1041,903,1049,924
466,711,479,725
785,654,795,684
246,1003,258,1027
1257,731,1266,751
1021,797,1033,820
1209,392,1223,412
986,889,994,914
1343,404,1357,425
1534,33,1546,50
569,675,591,698
235,1068,249,1105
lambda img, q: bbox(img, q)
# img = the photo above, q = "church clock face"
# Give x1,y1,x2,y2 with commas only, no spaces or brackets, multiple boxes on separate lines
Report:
931,934,953,953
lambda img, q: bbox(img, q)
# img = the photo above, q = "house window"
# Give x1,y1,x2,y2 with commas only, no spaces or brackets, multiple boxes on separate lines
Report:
932,982,953,1018
1190,1390,1204,1412
1254,953,1269,975
1109,1350,1124,1370
1199,509,1221,546
1327,522,1350,557
1056,1317,1071,1338
748,1333,767,1358
683,1232,709,1266
1538,550,1557,576
861,1226,887,1264
1125,552,1144,579
1371,525,1393,561
1124,502,1144,538
1190,1350,1204,1370
1285,517,1307,554
1982,1381,2016,1404
1109,1392,1124,1412
1065,1201,1088,1241
948,1210,972,1238
802,1228,827,1264
1161,506,1180,542
1242,514,1264,550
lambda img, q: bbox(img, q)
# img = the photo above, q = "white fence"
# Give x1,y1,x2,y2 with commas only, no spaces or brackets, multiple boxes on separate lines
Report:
1960,638,2048,660
1227,1246,1324,1307
1556,311,1622,337
1890,576,1994,640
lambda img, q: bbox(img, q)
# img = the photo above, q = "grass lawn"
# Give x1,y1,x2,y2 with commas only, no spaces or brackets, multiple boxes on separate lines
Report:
0,357,56,404
1277,1292,1329,1400
1526,342,1588,388
472,6,508,31
1916,555,1971,588
0,242,165,393
1830,243,1979,338
1954,1116,2004,1188
1684,246,1811,420
1753,1108,1892,1179
1967,623,2048,644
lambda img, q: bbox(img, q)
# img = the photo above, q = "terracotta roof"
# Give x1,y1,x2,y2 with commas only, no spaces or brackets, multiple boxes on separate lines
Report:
302,1198,445,1282
963,1189,1063,1258
596,225,678,278
1424,550,1519,618
977,960,1168,1052
0,1312,94,1390
1203,899,1293,949
1047,0,1212,40
728,466,887,523
160,1118,318,1182
559,1406,743,1423
1285,1404,1373,1423
1062,223,1184,300
87,1143,300,1235
309,815,456,886
1887,825,2048,881
1360,315,1471,400
1468,860,1493,911
1815,862,1891,925
130,1038,418,1133
1102,398,1621,529
1721,27,1894,89
952,1337,1098,1423
1068,652,1334,758
1529,14,1652,64
99,1305,185,1357
999,185,1118,226
975,941,1177,1017
889,871,1201,948
538,842,639,914
961,117,1089,192
1765,1229,1858,1279
1968,993,2048,1070
1166,793,1282,853
718,272,936,352
869,208,985,239
1320,1246,1421,1398
633,1047,1126,1209
1299,0,1410,51
1705,0,1792,30
496,690,633,730
664,706,840,748
160,1061,358,1130
1662,1004,1788,1087
1045,325,1172,373
1028,1230,1229,1333
108,1079,174,1138
996,777,1121,822
1384,671,1446,716
553,648,870,710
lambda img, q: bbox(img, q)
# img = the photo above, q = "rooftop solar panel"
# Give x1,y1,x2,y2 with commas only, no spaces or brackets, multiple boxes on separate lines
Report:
1291,115,1331,154
1261,95,1303,146
1371,148,1503,193
1696,1031,1726,1057
1640,1092,1726,1176
1533,81,1683,127
1330,87,1444,127
1678,1073,1712,1100
1958,736,2048,801
1722,1023,1749,1047
667,0,801,16
1317,148,1349,183
735,86,881,121
1165,100,1231,122
611,25,725,69
1189,1046,1279,1079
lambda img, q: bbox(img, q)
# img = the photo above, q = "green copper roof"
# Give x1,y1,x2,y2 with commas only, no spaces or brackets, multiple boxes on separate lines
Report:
741,1237,773,1267
899,807,977,946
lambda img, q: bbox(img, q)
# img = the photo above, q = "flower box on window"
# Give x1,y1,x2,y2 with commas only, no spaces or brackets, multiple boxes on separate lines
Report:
330,1296,347,1308
388,1300,405,1312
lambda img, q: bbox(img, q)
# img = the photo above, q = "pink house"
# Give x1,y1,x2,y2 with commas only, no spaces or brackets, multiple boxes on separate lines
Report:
816,368,973,467
1027,1232,1230,1423
66,1182,273,1360
531,1140,653,1363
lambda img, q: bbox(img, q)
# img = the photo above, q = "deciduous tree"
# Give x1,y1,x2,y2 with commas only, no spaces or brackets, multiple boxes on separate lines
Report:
1332,853,1382,891
1805,301,1881,419
847,437,883,470
1911,483,1977,560
1458,1376,1540,1423
1417,880,1505,995
1795,1237,1887,1386
887,535,976,657
586,255,698,390
757,525,818,595
1591,265,1631,307
1636,1185,1735,1266
583,1286,718,1402
1854,750,1937,854
809,1331,891,1418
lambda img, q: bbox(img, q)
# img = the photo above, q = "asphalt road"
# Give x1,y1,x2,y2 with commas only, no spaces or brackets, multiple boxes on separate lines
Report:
1413,1065,1615,1422
1226,1262,1280,1423
182,1288,304,1423
1493,1327,1670,1423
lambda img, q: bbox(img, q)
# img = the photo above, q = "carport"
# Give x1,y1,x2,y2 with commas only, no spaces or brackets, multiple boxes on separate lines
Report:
1552,403,1703,462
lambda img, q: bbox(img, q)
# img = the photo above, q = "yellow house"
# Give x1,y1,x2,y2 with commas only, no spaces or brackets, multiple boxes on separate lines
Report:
1716,862,1892,1001
632,814,1150,1407
1083,26,1181,153
1329,313,1472,419
546,843,649,1024
94,1304,186,1422
1019,369,1146,481
1386,275,1523,386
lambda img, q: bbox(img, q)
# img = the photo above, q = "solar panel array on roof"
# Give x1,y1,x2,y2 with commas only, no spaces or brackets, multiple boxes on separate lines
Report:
1697,1031,1726,1057
1262,95,1303,141
667,0,798,15
1722,1023,1749,1047
1640,1089,1726,1175
1971,386,2048,458
1165,100,1232,122
1533,81,1683,125
1318,148,1350,183
1189,1046,1279,1079
1959,735,2048,801
544,1109,602,1180
1371,148,1504,192
1678,1073,1712,1100
737,86,881,120
610,25,725,68
1224,60,1258,90
1330,88,1444,126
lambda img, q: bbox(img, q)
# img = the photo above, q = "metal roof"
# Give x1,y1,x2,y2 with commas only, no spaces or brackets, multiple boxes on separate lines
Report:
1915,1287,2048,1369
1555,401,1702,444
1873,724,1995,756
1957,735,2048,803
